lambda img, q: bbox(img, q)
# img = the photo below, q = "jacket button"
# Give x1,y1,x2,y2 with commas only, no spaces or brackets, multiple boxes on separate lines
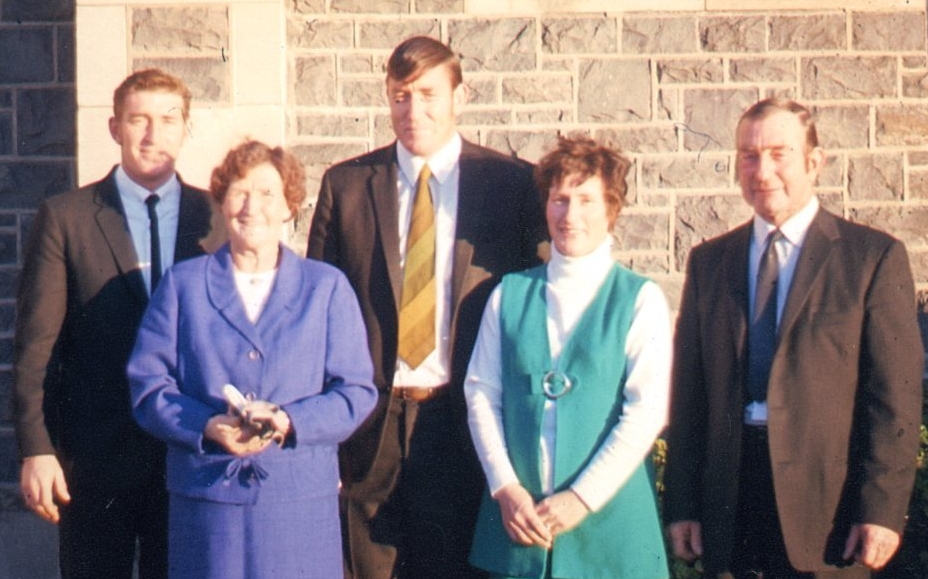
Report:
248,349,260,361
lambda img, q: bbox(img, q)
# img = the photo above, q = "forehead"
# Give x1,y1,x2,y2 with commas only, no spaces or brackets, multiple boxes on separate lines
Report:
736,110,806,151
230,162,281,185
551,173,604,195
386,64,455,92
119,90,186,116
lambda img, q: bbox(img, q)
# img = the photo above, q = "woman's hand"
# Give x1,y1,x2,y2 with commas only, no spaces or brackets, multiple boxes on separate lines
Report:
494,483,553,549
242,400,291,445
204,414,274,457
535,489,590,538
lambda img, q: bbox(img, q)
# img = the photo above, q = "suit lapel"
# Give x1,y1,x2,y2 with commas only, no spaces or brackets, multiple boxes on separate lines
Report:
450,141,482,314
205,245,264,349
368,147,403,308
726,224,752,364
777,208,838,342
93,171,149,304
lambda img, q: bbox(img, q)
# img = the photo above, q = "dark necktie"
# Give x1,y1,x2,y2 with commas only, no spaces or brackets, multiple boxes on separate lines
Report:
145,194,162,293
746,230,782,402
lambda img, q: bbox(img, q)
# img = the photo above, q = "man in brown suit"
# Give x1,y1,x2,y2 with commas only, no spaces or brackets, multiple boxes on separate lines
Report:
307,36,547,579
664,98,923,579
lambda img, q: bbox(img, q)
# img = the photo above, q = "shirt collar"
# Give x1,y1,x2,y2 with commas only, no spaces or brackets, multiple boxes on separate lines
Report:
396,132,462,186
115,165,181,204
752,195,819,248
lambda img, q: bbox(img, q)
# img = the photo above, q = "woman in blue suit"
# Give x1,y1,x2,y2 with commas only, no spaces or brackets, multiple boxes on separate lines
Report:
128,140,377,579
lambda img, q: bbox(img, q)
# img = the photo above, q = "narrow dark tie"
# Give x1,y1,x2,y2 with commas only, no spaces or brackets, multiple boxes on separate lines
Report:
145,194,162,293
746,230,782,402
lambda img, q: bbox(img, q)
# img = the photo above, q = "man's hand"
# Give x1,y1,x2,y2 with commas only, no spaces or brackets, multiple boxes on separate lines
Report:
843,523,900,570
494,483,553,549
204,414,274,457
668,520,703,562
20,454,71,524
535,489,590,538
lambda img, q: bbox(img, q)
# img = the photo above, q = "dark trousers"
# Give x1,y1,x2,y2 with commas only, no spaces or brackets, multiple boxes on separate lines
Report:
727,426,869,579
59,474,168,579
341,391,487,579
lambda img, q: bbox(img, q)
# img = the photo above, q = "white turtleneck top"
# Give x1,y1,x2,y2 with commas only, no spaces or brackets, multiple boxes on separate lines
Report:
465,239,672,512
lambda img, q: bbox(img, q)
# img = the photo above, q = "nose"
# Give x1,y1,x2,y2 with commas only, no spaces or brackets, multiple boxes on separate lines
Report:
755,154,775,181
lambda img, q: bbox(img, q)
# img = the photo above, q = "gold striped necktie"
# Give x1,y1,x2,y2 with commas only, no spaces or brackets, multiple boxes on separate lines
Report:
397,164,436,369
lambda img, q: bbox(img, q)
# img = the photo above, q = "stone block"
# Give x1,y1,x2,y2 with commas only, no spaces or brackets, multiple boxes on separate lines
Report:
292,142,369,172
849,206,928,247
293,56,337,106
0,28,53,83
817,154,844,189
700,16,765,53
341,54,379,74
0,163,73,207
0,303,12,336
449,19,535,72
614,212,669,251
0,113,11,156
802,56,896,100
0,269,15,302
729,58,795,83
852,11,926,52
484,130,555,164
57,24,74,83
910,151,928,166
682,89,756,152
332,0,409,13
769,14,846,51
134,58,228,104
0,337,11,368
289,19,353,49
642,154,731,190
657,58,724,84
502,75,571,104
595,125,678,154
290,0,326,13
131,7,227,55
618,254,670,276
1,0,73,22
812,105,869,150
458,109,511,126
902,55,927,69
0,214,15,227
342,79,387,107
0,233,14,266
17,88,75,157
674,193,752,271
373,114,395,147
517,109,571,124
578,59,650,123
622,16,697,54
295,114,369,138
903,72,928,98
876,105,928,147
848,154,903,201
358,21,439,49
657,88,681,121
910,169,928,199
465,78,498,105
911,250,928,284
541,58,573,72
416,0,464,12
540,17,617,54
0,92,10,108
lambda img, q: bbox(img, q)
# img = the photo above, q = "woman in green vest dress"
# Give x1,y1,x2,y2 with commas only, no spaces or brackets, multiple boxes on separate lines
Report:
465,136,671,579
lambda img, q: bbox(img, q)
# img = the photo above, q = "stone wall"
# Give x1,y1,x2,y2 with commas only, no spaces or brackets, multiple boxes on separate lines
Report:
0,0,75,488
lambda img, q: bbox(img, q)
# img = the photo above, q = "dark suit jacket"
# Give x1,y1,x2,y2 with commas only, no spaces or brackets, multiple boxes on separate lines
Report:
13,167,225,490
663,207,924,574
307,139,548,485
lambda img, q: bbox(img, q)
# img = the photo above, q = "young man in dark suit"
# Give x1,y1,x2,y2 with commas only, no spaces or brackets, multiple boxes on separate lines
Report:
308,36,548,579
13,68,225,579
664,98,924,579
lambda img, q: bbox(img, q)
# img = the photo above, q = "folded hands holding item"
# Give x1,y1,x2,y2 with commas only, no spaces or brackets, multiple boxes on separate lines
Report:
204,394,292,456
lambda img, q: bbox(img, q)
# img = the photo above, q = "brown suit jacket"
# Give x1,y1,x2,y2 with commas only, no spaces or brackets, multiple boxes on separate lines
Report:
13,168,225,489
306,139,548,487
664,207,924,574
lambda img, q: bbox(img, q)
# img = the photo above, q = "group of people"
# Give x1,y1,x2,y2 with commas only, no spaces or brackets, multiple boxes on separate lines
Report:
11,33,923,579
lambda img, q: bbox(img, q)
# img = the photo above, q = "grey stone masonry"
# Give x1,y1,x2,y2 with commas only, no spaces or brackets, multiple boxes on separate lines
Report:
0,0,75,490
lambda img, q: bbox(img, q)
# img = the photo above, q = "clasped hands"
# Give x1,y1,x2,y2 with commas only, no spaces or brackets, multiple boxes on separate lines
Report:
204,398,291,457
494,483,591,550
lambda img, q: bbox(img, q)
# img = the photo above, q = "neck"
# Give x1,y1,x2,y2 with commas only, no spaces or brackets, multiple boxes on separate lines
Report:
231,243,280,273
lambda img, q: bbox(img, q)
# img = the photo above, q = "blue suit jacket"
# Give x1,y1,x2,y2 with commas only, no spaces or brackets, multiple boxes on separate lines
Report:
128,244,377,505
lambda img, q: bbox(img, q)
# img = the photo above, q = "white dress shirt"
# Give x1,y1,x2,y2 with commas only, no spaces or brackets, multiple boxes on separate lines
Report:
392,134,462,388
115,166,181,295
465,239,672,511
744,196,819,425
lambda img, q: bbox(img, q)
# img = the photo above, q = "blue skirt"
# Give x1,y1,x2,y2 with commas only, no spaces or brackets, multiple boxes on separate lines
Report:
168,492,341,579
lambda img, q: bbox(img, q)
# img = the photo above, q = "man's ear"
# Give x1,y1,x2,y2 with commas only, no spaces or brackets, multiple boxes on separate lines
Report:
108,116,121,144
452,82,469,114
806,146,825,180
